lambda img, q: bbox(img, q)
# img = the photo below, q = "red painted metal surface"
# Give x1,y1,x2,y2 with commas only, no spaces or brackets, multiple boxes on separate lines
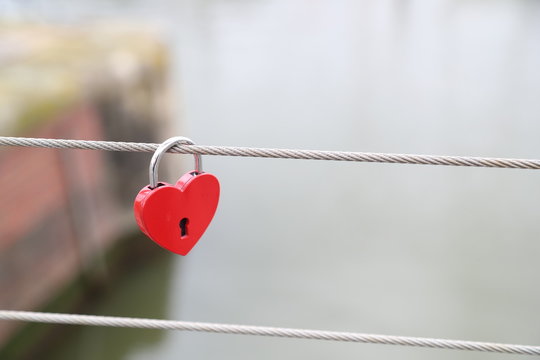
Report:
134,171,220,255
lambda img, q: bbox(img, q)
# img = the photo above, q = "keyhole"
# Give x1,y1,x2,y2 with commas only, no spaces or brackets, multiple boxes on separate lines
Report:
179,218,189,238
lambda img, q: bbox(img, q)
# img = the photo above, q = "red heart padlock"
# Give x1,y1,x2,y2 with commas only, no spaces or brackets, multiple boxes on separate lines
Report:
134,137,220,255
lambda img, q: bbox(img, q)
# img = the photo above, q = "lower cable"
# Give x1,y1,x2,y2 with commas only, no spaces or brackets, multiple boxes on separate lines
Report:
0,310,539,356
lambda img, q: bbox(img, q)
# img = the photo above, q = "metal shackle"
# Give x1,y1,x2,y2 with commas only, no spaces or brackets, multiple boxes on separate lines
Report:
149,136,202,189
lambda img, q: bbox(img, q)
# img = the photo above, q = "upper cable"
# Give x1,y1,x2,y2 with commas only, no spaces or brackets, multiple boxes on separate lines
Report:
1,136,539,170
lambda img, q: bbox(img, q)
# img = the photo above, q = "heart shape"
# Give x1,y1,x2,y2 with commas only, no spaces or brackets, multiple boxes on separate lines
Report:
134,172,220,255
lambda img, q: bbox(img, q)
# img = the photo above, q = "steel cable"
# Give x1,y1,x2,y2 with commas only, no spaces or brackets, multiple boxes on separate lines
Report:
2,137,540,356
0,310,539,356
1,136,540,169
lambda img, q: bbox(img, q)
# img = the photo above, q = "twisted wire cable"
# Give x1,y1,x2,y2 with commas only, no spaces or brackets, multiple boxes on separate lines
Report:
1,137,540,355
1,136,539,169
0,310,539,356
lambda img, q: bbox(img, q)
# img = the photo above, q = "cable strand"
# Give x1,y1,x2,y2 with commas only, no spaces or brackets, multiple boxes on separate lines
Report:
0,310,539,356
1,136,540,170
2,137,539,354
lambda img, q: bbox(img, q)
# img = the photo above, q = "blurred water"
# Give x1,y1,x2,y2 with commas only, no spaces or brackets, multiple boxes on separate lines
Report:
6,1,540,359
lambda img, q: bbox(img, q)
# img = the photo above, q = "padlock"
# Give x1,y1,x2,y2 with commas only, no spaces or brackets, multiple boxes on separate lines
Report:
134,136,220,255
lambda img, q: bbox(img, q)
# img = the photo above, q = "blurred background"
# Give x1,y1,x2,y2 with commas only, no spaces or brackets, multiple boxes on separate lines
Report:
0,0,539,359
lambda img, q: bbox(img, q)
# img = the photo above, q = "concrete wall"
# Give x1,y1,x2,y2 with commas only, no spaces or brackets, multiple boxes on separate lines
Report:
0,24,171,346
